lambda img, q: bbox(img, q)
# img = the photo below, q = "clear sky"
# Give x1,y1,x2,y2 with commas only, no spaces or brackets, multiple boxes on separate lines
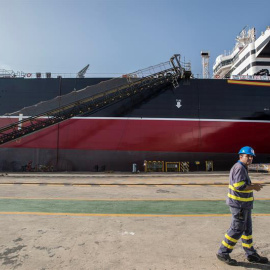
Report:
0,0,270,77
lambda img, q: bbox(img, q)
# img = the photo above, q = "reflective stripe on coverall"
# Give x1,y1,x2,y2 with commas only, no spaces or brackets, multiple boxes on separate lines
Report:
218,207,256,256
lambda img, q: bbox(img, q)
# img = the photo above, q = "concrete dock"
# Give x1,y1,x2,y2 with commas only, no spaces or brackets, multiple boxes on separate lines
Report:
0,172,270,269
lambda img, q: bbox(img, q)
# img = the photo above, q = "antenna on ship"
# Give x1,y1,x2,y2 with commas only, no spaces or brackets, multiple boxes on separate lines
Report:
77,64,90,78
201,51,210,79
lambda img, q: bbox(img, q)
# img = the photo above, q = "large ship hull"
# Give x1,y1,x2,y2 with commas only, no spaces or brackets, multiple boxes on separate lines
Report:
0,77,110,115
1,78,270,171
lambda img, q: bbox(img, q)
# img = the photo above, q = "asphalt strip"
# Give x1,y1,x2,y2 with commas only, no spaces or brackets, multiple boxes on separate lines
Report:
1,198,270,216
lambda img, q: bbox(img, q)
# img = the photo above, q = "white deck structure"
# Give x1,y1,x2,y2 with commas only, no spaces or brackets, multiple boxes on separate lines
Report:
213,26,270,79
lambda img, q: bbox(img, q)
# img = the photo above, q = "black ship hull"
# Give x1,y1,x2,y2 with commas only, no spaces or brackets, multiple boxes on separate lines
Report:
1,78,270,172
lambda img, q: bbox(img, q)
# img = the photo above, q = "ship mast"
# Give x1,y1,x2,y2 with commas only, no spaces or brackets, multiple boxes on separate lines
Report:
201,51,210,79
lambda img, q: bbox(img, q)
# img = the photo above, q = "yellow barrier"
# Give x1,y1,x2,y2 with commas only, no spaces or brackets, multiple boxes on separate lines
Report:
144,160,215,172
180,162,189,172
144,161,164,172
165,162,180,172
248,163,270,172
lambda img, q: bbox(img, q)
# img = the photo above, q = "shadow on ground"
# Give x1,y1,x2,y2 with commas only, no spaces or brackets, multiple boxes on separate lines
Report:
238,261,270,269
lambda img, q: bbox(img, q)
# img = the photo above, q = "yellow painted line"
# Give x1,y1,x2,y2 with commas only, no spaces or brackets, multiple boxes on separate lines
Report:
126,185,148,187
227,80,270,87
1,196,270,201
0,197,227,201
47,184,66,187
73,184,94,186
21,184,40,186
1,212,270,217
0,183,268,187
161,184,179,186
95,184,228,186
0,212,231,217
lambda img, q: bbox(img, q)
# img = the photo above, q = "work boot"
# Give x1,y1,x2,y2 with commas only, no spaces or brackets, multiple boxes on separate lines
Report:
216,253,238,266
247,253,269,264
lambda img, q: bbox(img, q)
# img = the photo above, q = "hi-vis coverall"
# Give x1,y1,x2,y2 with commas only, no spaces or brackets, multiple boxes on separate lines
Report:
218,161,257,256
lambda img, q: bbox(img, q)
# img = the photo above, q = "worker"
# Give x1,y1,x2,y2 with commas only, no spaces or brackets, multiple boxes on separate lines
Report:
216,146,269,266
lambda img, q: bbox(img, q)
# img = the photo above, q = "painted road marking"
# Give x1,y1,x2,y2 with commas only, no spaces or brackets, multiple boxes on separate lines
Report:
1,197,270,201
0,212,270,217
0,197,226,201
0,181,269,186
1,198,270,215
22,184,40,186
0,183,251,187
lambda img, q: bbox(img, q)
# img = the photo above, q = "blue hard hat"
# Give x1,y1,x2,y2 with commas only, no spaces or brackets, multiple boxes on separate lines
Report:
238,146,256,156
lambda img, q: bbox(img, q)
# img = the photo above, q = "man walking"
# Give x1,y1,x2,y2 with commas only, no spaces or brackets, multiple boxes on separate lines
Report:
217,146,269,266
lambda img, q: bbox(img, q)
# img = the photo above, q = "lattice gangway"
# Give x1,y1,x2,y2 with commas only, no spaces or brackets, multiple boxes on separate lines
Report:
0,54,189,145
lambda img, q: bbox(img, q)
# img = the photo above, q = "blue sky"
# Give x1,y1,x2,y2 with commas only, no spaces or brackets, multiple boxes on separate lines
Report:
0,0,269,77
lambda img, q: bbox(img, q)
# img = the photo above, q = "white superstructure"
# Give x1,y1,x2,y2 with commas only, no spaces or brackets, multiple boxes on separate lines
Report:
213,26,270,79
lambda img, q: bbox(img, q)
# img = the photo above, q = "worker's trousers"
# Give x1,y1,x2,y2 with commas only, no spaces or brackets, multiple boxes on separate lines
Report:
218,207,256,256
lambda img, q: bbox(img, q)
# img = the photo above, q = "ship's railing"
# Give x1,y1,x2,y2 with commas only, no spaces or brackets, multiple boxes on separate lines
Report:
0,69,16,78
0,71,124,79
0,55,187,80
231,75,270,81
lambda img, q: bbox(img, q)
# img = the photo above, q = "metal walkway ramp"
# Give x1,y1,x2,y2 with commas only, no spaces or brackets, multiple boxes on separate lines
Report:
0,54,188,145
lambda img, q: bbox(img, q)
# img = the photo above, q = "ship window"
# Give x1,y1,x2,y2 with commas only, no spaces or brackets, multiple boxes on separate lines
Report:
214,58,233,73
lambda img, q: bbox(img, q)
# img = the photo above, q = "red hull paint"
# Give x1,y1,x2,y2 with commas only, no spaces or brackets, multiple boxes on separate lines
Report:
1,118,270,154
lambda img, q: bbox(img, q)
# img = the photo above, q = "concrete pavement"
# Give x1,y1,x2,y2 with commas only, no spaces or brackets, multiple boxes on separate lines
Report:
1,172,270,185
